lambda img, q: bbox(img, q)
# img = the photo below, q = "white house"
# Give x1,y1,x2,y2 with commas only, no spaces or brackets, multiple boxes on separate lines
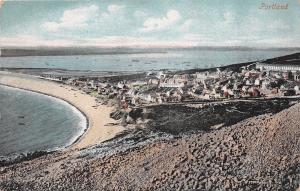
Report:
117,82,126,89
148,78,160,85
254,79,261,86
257,63,300,72
130,81,148,87
159,82,185,88
294,85,300,94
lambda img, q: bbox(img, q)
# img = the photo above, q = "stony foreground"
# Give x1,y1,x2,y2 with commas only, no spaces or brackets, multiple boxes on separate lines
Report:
1,104,300,190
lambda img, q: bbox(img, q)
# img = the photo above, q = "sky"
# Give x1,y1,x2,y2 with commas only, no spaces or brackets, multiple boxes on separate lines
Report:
0,0,300,48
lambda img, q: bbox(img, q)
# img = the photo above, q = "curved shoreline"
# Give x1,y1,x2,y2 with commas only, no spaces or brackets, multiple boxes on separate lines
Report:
0,71,125,150
0,84,89,150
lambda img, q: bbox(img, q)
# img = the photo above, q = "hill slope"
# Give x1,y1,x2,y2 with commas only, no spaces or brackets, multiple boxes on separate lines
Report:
0,104,300,190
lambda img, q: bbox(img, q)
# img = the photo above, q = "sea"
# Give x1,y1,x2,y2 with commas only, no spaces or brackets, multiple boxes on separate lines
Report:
0,85,87,156
0,49,297,72
0,49,297,156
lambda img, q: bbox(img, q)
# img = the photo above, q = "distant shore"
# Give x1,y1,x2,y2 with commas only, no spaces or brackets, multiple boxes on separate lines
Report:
0,71,125,150
1,46,299,57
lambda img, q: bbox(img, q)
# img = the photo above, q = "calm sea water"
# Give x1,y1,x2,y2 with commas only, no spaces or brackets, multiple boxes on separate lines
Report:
0,50,297,72
0,85,87,156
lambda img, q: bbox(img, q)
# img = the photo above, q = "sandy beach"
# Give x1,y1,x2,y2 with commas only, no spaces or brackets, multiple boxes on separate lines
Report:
0,71,125,149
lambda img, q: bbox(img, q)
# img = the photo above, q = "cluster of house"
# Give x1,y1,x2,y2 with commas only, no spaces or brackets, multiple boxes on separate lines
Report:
48,62,300,108
63,71,185,107
194,65,300,100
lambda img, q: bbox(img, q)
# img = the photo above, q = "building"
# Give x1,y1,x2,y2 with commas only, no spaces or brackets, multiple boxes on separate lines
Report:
256,63,300,72
294,72,300,81
159,82,185,88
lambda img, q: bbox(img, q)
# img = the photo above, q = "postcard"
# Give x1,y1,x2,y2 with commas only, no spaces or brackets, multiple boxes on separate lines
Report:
0,0,299,190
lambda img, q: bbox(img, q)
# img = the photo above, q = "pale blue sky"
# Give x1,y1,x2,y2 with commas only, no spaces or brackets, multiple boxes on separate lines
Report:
0,0,300,47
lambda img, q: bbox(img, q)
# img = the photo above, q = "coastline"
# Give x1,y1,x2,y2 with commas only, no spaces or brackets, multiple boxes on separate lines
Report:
0,71,125,150
0,84,88,152
1,52,300,190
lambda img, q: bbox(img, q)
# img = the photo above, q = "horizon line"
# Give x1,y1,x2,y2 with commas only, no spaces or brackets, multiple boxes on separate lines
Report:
1,45,300,50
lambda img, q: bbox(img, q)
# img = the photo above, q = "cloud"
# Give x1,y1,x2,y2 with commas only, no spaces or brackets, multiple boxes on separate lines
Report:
0,35,203,48
134,10,147,18
251,37,295,47
101,4,124,18
223,11,234,24
181,33,298,47
83,36,201,47
267,20,290,30
177,19,193,32
0,0,4,9
0,35,76,47
140,10,181,32
182,33,219,46
1,34,299,48
183,34,212,41
42,5,99,32
107,4,123,13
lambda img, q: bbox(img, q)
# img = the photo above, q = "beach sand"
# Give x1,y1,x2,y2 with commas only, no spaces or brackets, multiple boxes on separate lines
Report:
0,71,125,149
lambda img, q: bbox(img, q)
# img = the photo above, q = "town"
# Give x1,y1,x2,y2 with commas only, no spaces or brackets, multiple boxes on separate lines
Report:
39,58,300,111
